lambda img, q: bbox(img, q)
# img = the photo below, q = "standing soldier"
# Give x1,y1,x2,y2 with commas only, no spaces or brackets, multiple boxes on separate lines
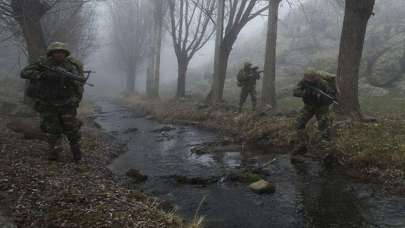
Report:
292,70,337,155
21,42,85,163
237,62,261,113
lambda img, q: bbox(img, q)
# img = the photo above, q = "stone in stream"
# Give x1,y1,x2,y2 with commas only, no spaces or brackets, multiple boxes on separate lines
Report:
126,169,148,183
173,175,218,186
249,180,275,194
151,126,176,133
123,127,138,134
6,118,47,141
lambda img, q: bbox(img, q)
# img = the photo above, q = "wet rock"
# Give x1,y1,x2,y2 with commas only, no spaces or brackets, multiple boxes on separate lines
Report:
0,209,16,228
190,141,240,155
126,169,148,183
224,171,263,183
145,115,155,120
6,118,47,141
173,175,217,186
151,126,176,133
158,200,175,212
0,101,18,114
123,128,138,134
249,180,275,194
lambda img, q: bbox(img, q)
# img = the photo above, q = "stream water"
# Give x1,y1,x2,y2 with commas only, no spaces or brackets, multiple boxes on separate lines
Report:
95,100,405,228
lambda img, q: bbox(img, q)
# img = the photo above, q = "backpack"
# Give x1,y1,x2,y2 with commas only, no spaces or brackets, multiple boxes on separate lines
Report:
237,69,246,87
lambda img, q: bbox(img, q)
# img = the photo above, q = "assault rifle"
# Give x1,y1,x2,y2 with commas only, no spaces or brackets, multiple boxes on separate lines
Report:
39,64,95,87
303,82,338,105
251,66,263,79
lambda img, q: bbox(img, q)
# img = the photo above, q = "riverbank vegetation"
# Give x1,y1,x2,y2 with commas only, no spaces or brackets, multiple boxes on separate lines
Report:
124,94,405,193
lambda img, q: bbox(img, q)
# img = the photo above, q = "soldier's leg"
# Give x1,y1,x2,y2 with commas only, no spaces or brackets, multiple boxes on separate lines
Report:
39,111,64,161
293,105,315,154
315,105,331,141
61,107,82,162
250,88,257,111
239,88,249,112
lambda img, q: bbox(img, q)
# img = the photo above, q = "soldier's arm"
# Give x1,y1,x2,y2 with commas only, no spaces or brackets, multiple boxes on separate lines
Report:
70,63,85,103
293,81,305,97
20,62,44,80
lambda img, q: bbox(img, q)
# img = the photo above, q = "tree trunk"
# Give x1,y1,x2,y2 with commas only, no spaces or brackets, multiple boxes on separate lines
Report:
262,0,281,110
176,59,189,98
336,0,375,119
126,67,136,95
11,0,48,61
11,0,49,107
209,0,225,103
151,0,163,98
146,45,155,98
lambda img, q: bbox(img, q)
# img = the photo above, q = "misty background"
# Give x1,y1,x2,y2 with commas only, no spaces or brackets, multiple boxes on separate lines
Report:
1,0,404,102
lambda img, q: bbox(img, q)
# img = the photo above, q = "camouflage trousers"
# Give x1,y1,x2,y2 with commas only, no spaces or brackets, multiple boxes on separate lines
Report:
239,86,257,111
35,101,82,145
295,104,331,144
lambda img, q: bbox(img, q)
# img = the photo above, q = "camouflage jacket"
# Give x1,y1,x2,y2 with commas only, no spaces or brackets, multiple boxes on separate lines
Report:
21,56,85,106
293,78,335,106
237,68,260,88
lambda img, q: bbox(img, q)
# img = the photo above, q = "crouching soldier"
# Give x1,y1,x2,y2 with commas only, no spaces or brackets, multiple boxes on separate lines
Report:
292,70,337,155
21,42,85,163
237,62,261,112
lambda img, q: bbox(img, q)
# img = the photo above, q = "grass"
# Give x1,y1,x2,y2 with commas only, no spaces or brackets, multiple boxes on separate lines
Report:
125,93,405,189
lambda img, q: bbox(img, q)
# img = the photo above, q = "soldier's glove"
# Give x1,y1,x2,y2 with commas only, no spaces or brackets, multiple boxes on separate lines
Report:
34,71,46,80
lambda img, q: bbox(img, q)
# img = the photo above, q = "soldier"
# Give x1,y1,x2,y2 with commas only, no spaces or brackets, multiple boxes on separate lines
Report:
21,42,85,163
292,70,337,155
237,62,261,113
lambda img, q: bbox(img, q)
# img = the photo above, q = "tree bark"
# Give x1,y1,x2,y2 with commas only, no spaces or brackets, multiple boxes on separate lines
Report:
210,0,225,103
176,58,189,97
11,0,48,61
11,0,49,107
336,0,375,119
146,47,155,98
126,66,136,95
262,0,281,110
151,0,164,98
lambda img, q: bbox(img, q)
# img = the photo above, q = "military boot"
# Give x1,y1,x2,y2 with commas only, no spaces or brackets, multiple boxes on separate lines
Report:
70,143,82,163
48,136,63,162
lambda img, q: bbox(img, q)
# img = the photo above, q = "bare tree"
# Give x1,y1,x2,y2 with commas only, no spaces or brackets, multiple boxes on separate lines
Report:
109,0,152,94
0,0,50,61
0,0,93,60
42,1,97,59
336,0,375,119
207,0,269,103
145,0,167,98
168,0,215,98
262,0,282,111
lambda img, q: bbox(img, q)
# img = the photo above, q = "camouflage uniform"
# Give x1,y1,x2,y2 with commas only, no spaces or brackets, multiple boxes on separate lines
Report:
238,62,260,112
293,70,336,153
21,42,85,162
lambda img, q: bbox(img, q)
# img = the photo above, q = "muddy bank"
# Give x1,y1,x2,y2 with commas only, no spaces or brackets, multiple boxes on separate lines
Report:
123,96,405,192
0,100,184,227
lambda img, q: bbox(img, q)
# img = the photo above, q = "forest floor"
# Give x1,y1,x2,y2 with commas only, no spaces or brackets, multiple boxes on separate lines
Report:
0,79,185,228
124,95,405,195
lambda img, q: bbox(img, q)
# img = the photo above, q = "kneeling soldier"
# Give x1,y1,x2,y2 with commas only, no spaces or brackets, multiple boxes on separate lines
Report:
293,70,337,155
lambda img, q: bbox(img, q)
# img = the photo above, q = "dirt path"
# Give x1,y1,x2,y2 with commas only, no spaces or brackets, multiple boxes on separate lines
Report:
0,101,183,227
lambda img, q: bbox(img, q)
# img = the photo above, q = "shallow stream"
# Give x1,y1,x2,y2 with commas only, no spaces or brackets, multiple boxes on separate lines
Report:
95,100,405,228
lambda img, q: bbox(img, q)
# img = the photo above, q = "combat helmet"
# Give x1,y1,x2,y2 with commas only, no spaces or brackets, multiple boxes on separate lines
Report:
47,42,70,57
243,62,252,69
303,69,321,82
